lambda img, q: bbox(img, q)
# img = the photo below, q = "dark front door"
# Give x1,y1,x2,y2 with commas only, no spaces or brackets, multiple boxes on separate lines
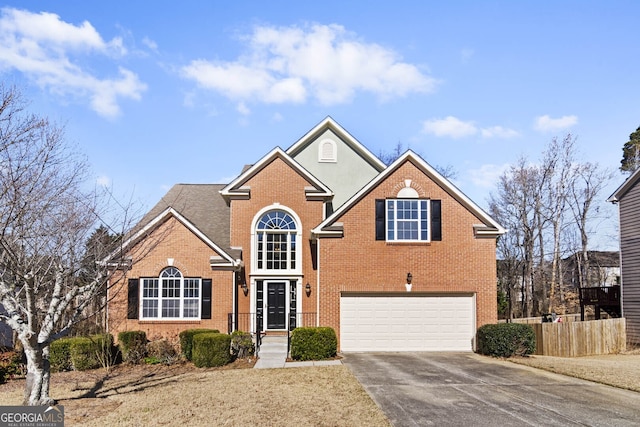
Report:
267,282,286,329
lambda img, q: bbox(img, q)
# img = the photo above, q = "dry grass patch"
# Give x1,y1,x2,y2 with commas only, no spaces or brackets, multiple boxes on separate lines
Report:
508,351,640,392
0,362,390,427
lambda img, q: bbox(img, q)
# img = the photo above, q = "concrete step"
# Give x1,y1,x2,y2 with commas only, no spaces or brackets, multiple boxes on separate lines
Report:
254,336,289,369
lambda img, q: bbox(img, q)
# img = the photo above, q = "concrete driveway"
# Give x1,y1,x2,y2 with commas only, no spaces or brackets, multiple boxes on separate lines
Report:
342,352,640,426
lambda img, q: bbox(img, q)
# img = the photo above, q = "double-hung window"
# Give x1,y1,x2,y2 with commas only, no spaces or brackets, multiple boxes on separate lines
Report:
141,267,201,319
386,199,430,241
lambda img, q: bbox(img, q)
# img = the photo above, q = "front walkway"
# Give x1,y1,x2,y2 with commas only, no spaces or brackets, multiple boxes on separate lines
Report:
253,335,341,369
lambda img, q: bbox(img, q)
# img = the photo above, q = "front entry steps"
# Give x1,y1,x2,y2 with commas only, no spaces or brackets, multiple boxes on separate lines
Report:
254,335,288,369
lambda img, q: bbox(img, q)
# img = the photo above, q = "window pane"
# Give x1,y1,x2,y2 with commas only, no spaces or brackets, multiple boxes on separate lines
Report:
162,299,180,317
184,279,200,298
183,299,199,317
142,300,158,318
163,278,180,298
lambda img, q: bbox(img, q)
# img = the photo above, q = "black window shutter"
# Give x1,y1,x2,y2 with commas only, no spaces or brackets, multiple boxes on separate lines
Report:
375,199,385,240
431,200,442,241
127,278,139,319
201,279,212,319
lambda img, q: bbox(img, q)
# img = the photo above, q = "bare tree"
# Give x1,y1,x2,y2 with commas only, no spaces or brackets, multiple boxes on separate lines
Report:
567,162,615,288
0,86,133,405
490,134,614,318
489,157,541,317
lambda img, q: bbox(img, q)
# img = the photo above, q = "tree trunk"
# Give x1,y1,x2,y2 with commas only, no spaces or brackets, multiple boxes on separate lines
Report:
22,341,54,406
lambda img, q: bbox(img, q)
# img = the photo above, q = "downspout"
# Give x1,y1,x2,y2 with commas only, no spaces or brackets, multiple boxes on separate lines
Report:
232,268,237,333
316,238,320,327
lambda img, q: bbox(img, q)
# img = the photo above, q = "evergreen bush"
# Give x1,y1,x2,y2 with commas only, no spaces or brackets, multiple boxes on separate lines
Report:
50,338,74,372
118,331,147,364
476,323,536,357
290,327,337,361
192,333,232,367
179,329,219,361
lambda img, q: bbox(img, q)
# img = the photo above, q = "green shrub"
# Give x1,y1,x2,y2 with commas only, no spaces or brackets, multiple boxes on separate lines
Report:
50,334,116,372
0,350,22,384
118,331,147,364
476,323,536,357
50,338,74,372
230,331,254,359
146,339,178,365
70,338,101,371
179,329,219,361
192,333,232,368
290,327,337,361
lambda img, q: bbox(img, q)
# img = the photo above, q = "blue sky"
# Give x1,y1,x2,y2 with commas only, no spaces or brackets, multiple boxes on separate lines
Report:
0,1,637,249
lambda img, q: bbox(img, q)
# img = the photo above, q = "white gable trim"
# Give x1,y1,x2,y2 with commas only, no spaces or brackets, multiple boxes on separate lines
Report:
103,207,238,268
220,147,333,201
608,167,640,203
312,150,506,238
286,117,386,172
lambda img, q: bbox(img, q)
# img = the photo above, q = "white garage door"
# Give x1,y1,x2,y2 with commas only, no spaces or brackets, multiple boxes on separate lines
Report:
340,294,475,352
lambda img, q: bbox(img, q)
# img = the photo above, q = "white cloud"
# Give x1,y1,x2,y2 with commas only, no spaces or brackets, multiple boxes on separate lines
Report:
142,36,158,52
422,116,477,138
534,114,578,132
237,102,250,115
0,7,146,118
181,23,438,108
481,126,519,139
468,163,510,188
423,116,519,140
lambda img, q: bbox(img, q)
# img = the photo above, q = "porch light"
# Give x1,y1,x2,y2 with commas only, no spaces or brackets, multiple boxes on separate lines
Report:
305,282,311,296
241,282,248,296
406,273,412,292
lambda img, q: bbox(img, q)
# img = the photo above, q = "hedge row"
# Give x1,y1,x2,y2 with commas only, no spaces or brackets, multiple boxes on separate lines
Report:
476,323,536,357
50,334,116,372
192,333,232,367
179,329,220,361
290,327,337,361
118,331,147,364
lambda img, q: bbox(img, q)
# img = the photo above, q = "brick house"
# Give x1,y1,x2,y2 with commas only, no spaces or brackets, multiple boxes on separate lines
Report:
107,117,505,352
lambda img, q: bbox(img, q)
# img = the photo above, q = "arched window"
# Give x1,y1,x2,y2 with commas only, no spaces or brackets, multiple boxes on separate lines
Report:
141,267,201,319
256,211,298,271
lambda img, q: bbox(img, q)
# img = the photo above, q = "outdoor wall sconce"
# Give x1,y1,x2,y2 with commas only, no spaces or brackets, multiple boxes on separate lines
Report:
406,272,413,292
305,282,311,296
241,282,248,296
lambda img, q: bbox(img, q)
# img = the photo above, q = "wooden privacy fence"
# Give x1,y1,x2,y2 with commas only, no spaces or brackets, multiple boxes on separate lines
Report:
531,318,626,357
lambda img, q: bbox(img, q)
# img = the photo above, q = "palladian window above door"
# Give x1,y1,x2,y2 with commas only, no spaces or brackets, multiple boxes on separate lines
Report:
256,210,298,271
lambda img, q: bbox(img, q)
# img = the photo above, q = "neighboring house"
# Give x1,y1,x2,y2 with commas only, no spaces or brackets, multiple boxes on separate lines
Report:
563,251,621,288
609,168,640,344
107,117,506,352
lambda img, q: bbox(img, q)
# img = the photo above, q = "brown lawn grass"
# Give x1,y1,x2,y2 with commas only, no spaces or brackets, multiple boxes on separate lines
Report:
0,360,391,426
507,349,640,392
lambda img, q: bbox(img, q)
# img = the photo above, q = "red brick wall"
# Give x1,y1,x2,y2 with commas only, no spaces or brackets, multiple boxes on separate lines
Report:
230,157,324,315
108,216,234,344
318,161,498,346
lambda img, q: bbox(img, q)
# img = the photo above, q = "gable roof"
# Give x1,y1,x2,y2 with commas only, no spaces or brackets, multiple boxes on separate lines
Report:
608,167,640,203
111,184,240,268
219,147,333,201
312,150,506,238
286,116,386,172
